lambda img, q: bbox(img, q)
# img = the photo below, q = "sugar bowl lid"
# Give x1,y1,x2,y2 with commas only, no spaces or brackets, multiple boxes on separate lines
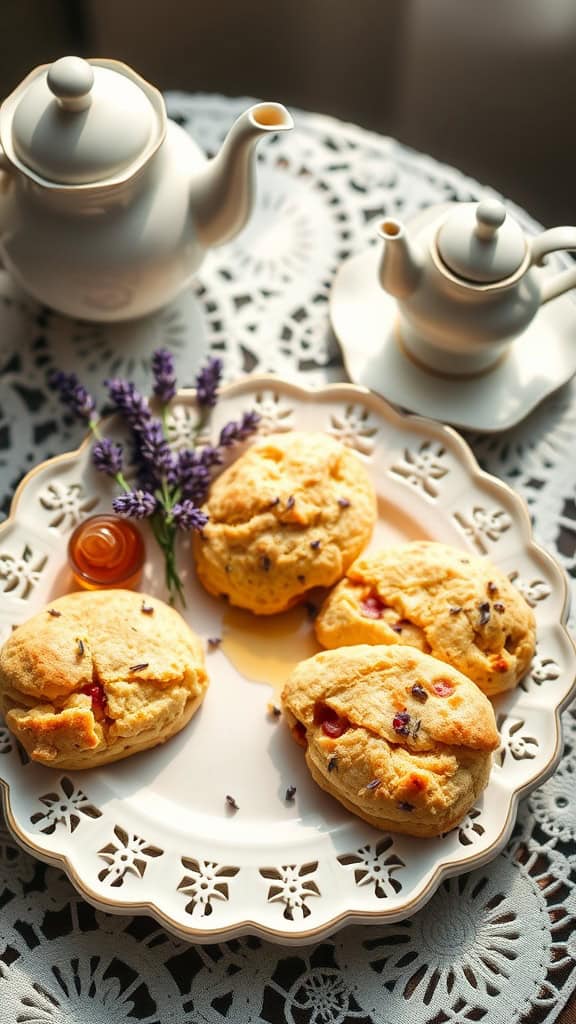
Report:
0,56,165,186
437,199,527,283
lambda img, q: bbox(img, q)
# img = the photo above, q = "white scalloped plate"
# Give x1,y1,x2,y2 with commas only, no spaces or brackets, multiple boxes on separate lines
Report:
0,378,574,945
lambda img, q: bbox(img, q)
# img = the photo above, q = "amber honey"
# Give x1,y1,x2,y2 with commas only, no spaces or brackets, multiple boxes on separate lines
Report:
68,514,145,590
221,603,322,700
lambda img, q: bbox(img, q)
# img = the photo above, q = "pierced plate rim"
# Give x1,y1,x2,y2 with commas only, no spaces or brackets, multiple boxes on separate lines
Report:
0,374,574,945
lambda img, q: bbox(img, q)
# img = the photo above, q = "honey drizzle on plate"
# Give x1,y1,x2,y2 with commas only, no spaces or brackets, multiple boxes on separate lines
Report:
221,603,322,700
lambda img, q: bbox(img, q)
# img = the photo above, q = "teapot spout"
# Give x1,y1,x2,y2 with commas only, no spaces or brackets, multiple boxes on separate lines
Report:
377,219,423,299
192,102,293,249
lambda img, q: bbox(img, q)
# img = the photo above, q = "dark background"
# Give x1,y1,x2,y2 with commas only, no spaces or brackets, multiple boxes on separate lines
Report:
2,0,575,227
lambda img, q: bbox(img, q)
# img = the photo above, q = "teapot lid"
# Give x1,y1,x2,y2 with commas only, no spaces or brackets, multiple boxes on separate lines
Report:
1,57,165,186
437,199,527,283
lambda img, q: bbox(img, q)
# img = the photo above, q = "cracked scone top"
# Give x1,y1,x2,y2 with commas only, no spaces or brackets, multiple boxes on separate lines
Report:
193,431,377,615
0,590,208,769
281,644,500,838
314,541,536,696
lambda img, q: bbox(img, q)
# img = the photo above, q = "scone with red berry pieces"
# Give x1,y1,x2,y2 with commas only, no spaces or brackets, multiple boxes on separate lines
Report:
315,541,535,696
281,644,500,837
0,590,208,768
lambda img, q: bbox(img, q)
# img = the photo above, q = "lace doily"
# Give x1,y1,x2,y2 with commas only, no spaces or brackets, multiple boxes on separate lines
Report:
0,92,575,1022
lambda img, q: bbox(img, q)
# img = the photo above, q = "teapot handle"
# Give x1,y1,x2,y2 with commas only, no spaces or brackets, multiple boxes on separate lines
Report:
530,227,576,304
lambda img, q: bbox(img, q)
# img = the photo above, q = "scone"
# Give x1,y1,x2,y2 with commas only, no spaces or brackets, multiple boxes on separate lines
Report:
315,541,536,696
193,431,377,615
0,590,208,769
281,645,500,837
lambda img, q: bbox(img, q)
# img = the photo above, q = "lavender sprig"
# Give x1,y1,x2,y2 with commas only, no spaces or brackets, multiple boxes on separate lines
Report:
152,348,176,405
219,411,260,448
105,378,152,433
49,370,96,422
137,419,176,479
195,357,222,408
174,447,223,504
49,350,261,606
92,438,124,477
170,501,209,531
174,450,211,505
113,489,157,519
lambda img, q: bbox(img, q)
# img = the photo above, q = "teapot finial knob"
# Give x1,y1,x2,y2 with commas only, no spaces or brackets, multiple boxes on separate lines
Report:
47,56,94,112
475,199,506,241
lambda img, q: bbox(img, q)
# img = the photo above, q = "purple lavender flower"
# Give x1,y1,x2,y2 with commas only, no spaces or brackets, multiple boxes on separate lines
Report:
105,378,151,432
125,438,153,489
49,370,96,422
138,418,175,478
174,449,211,504
152,348,176,405
198,445,223,469
195,357,223,408
112,489,157,519
135,465,160,495
174,445,223,502
171,501,209,531
92,438,123,477
219,410,260,448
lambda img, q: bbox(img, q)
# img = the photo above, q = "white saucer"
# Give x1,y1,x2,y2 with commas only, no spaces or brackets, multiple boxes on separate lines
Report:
330,246,576,433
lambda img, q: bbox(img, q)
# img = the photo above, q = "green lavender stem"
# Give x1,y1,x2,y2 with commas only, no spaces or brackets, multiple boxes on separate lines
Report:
148,509,186,608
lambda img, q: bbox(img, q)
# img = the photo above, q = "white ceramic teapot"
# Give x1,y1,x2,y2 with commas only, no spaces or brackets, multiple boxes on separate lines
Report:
0,56,293,321
377,199,576,376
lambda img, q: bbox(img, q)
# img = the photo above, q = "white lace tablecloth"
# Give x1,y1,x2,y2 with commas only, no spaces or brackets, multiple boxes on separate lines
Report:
1,93,575,1024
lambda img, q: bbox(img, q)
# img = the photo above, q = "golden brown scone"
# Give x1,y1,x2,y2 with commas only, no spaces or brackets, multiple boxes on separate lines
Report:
281,644,499,837
315,542,536,696
193,431,376,615
0,590,208,769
